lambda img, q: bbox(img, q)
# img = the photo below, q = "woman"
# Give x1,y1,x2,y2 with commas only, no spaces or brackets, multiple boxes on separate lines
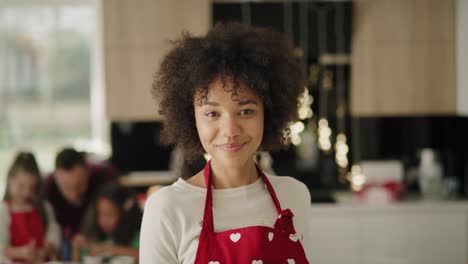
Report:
140,22,312,263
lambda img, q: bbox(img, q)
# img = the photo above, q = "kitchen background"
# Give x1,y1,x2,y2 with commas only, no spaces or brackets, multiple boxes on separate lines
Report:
1,0,468,263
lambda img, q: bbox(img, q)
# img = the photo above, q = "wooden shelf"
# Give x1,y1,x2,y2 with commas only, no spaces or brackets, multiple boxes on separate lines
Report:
119,170,177,187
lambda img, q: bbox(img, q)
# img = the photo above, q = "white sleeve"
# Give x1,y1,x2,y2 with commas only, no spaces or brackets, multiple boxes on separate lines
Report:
139,192,179,264
44,202,61,248
0,202,11,261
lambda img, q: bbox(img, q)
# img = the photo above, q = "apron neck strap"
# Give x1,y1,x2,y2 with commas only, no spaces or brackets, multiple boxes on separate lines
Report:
201,159,283,232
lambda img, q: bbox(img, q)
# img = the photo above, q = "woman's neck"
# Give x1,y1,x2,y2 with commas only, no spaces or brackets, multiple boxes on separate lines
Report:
209,159,259,189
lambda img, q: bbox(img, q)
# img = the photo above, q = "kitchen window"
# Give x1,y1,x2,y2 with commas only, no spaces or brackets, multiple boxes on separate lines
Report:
0,0,107,198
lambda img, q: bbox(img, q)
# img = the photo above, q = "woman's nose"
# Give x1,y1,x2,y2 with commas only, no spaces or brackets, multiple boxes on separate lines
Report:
221,115,241,138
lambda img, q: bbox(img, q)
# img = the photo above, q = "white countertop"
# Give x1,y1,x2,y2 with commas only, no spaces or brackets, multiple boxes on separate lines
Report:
311,191,468,213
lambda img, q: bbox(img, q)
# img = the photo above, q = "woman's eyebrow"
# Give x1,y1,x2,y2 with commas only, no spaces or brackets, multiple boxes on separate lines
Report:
203,101,219,106
238,99,257,106
202,99,257,106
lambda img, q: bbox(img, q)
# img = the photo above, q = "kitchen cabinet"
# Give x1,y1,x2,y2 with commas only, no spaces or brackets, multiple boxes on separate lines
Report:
102,0,211,121
351,0,468,116
309,200,468,264
456,0,468,116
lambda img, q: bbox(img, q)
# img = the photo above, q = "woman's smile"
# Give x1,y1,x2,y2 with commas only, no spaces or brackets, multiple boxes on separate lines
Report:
216,142,247,152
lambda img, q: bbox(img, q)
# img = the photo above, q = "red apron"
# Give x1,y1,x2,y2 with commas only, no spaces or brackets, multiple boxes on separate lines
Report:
194,160,309,264
8,203,45,250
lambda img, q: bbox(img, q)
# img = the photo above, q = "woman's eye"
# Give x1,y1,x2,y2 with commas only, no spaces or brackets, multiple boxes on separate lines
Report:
240,109,254,116
205,112,218,118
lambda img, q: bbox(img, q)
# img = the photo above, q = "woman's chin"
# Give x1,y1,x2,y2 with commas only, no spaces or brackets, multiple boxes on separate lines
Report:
211,153,254,169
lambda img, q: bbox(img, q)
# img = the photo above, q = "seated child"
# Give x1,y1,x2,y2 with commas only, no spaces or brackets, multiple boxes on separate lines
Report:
0,152,61,263
71,183,141,261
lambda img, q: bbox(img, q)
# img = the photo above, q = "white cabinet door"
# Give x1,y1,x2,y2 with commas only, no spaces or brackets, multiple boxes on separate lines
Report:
360,211,467,264
310,204,468,264
309,209,361,264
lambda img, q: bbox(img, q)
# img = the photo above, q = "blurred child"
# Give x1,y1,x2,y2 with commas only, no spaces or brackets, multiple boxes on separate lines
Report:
71,183,141,261
0,152,61,263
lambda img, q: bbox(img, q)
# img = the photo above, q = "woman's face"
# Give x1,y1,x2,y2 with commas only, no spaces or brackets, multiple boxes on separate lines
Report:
97,197,120,235
194,77,264,169
8,169,37,205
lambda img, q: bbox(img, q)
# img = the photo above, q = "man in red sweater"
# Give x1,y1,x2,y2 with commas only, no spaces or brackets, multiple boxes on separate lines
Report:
44,148,118,237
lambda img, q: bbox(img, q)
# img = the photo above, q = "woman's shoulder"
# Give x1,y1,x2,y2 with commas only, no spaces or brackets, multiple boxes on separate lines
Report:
265,174,311,204
145,184,180,206
266,174,308,192
143,179,201,215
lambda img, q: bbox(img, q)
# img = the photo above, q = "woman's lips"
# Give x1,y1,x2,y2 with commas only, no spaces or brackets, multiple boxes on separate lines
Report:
217,143,246,152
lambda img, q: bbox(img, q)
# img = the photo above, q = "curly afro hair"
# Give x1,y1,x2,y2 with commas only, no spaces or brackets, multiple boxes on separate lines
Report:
153,22,305,161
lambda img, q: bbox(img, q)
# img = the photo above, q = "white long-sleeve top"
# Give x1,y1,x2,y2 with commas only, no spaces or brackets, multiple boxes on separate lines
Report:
0,201,61,261
140,174,312,264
